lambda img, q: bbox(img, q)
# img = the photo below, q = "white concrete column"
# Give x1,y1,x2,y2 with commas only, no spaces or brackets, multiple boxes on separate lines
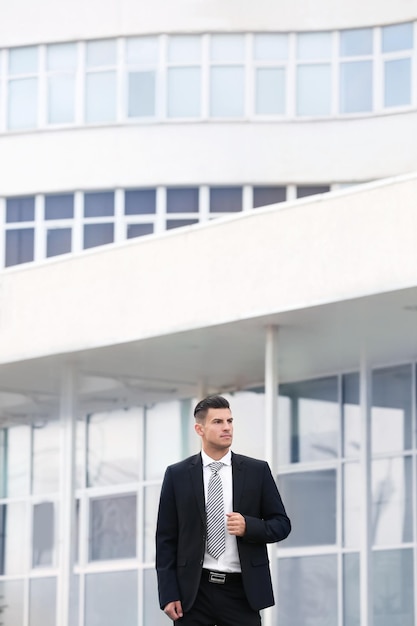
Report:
263,325,279,626
56,362,77,626
359,351,373,626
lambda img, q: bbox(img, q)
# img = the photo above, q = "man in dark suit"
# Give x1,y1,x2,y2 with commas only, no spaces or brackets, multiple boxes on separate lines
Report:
156,394,291,625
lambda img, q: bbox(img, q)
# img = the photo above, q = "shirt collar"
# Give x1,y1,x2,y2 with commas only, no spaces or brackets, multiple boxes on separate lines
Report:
201,449,232,467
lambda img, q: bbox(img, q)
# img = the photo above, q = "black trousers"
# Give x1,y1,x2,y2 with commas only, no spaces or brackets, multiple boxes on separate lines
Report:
176,570,262,626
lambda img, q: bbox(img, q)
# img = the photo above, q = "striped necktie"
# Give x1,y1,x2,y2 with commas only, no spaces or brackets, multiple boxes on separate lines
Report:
206,461,226,559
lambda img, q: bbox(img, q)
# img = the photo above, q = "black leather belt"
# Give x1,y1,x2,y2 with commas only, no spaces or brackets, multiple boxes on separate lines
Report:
202,569,242,585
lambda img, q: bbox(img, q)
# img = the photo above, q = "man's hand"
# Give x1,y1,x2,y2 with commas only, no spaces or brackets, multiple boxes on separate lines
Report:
226,512,246,536
164,600,183,621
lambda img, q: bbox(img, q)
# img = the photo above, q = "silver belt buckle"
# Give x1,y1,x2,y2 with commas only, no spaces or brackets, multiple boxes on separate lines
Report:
209,571,226,584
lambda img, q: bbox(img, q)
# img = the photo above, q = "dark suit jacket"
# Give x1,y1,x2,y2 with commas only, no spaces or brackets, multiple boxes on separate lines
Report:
156,451,291,613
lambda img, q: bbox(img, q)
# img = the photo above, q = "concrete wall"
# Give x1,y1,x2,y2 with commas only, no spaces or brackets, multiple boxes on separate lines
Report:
1,173,417,365
0,0,415,47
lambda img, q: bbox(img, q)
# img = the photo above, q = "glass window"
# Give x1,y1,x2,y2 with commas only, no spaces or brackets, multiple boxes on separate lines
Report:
340,28,373,56
254,34,288,60
372,456,412,545
32,420,60,494
0,580,24,626
253,186,286,208
29,577,56,626
297,32,332,59
48,74,75,124
167,188,199,213
5,229,34,267
47,43,77,71
6,196,35,222
47,228,72,257
340,61,373,113
343,553,360,626
125,189,156,214
374,549,414,625
279,376,339,463
297,185,331,198
127,223,153,238
168,67,201,117
90,494,136,561
343,462,360,547
372,364,412,454
0,425,30,497
126,37,158,65
87,409,141,487
210,67,244,117
86,40,117,67
143,568,166,626
145,401,184,480
85,72,116,123
45,194,74,219
168,35,201,63
32,502,55,567
144,485,160,562
210,34,245,63
256,68,285,115
0,502,26,575
279,470,336,547
210,187,242,212
297,64,331,116
384,58,411,107
278,555,338,626
84,223,114,248
84,191,114,217
342,372,360,458
8,78,37,129
382,23,413,53
128,71,156,117
85,571,137,626
9,46,38,75
166,219,198,230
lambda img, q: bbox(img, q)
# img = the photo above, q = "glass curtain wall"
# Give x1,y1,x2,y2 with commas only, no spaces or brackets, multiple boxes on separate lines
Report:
0,364,416,625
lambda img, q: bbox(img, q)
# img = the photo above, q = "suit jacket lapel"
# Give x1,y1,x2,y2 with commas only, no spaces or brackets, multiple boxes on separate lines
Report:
189,453,205,524
232,452,245,510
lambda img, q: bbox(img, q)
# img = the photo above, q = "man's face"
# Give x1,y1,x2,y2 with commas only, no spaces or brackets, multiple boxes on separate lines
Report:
195,407,233,456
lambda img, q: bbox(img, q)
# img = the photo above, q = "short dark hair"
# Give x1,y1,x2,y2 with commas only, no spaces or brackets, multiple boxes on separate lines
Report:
194,395,230,423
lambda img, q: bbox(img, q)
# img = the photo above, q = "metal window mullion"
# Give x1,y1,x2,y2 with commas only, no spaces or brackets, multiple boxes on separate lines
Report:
336,375,343,626
374,27,383,112
0,50,8,132
159,35,167,120
199,185,209,222
359,352,373,626
73,191,84,253
242,185,252,212
411,361,417,626
116,37,124,122
245,33,253,118
201,34,210,119
332,31,339,115
34,195,45,262
287,32,296,118
76,42,86,125
38,45,47,128
0,197,5,269
114,188,125,242
155,186,166,233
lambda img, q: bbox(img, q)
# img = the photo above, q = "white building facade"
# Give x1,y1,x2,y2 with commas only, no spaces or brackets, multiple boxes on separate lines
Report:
1,1,417,625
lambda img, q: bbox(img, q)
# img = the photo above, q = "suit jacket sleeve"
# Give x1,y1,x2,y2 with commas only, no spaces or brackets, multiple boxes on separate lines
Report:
240,461,291,544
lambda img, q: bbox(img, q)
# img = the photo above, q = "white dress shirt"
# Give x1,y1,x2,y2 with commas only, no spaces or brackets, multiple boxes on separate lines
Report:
201,450,241,573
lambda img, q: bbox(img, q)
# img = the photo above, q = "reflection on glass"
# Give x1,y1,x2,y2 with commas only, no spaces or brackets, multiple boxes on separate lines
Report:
340,28,372,56
279,470,336,547
297,32,332,59
343,553,360,626
86,40,117,67
384,58,411,107
374,549,414,626
85,72,116,123
168,67,201,117
5,229,35,267
128,71,156,117
256,68,285,115
279,376,339,463
0,502,26,575
372,456,412,545
32,420,60,494
254,34,288,60
84,191,114,217
343,462,360,547
125,189,156,214
144,485,161,562
340,61,372,113
372,365,411,454
87,408,141,486
85,570,137,626
297,64,331,116
47,43,77,71
47,228,72,257
33,502,55,567
253,186,286,208
1,425,30,497
90,494,136,561
168,36,201,63
210,34,245,62
48,74,75,124
278,555,337,626
0,579,24,626
209,187,242,212
45,194,74,220
143,568,167,626
126,36,158,65
210,67,244,117
145,402,183,480
127,224,153,238
381,23,413,53
8,78,37,129
6,197,35,222
342,372,360,458
9,46,38,74
166,188,199,213
83,224,114,249
29,577,57,626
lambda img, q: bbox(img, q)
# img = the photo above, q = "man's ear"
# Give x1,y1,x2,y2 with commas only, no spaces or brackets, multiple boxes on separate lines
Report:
194,423,203,436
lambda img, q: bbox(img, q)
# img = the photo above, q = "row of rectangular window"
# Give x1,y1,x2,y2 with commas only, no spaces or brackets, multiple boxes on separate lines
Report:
1,24,416,129
2,185,330,267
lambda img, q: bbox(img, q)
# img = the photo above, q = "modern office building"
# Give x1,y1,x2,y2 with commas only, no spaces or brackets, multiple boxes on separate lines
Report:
1,0,417,625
